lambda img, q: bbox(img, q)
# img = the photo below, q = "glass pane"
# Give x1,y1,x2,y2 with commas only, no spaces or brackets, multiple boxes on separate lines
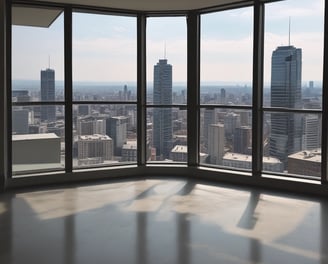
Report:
73,104,137,168
264,0,324,109
12,6,64,102
12,105,65,175
263,112,321,178
147,17,187,104
200,108,252,170
147,107,187,162
72,12,137,101
200,7,253,105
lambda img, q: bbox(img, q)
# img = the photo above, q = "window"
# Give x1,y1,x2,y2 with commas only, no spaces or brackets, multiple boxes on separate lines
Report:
11,6,65,175
5,0,328,188
72,12,137,168
146,17,187,162
263,0,324,179
200,7,253,170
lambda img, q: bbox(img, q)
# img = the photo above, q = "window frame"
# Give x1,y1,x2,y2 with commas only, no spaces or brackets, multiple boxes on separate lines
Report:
2,0,328,189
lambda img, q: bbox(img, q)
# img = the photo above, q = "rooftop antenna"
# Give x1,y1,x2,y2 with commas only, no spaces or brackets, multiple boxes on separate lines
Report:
48,55,51,69
288,17,291,46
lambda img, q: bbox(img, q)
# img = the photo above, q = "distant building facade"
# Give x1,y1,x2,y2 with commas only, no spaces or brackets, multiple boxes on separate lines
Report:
208,123,225,165
41,68,56,122
233,126,251,154
269,46,302,164
12,108,29,134
170,145,188,162
77,116,106,136
288,149,321,178
107,116,128,156
77,134,113,161
153,59,173,159
122,141,137,162
223,153,283,172
302,114,321,150
12,133,61,165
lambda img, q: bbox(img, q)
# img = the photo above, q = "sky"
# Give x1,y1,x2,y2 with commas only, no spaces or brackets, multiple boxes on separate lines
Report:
11,0,325,85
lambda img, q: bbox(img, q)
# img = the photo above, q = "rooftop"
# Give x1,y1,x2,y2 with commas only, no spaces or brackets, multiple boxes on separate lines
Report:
288,149,321,163
223,152,282,164
13,133,59,141
79,134,112,141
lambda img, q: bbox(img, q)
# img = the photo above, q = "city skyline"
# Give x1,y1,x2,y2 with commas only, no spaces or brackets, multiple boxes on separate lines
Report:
10,47,323,177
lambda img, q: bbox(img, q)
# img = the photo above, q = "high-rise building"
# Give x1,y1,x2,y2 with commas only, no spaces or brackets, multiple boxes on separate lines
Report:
12,90,30,102
233,126,252,154
224,112,241,141
41,68,56,122
77,116,106,136
122,141,137,162
77,134,113,161
269,46,302,164
203,109,215,149
208,123,225,165
302,114,321,150
220,88,226,104
152,59,172,159
78,105,90,116
12,108,29,134
107,116,128,156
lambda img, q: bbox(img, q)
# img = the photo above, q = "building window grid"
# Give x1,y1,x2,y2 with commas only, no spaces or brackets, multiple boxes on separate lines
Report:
6,0,328,183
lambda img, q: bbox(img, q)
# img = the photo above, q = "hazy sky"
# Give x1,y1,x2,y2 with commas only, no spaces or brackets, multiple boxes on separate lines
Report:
12,0,324,85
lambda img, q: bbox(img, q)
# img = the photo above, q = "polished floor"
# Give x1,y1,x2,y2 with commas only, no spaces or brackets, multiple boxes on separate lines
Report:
0,178,328,264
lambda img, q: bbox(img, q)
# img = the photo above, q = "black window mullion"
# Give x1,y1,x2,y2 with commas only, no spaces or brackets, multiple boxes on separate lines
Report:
321,0,328,184
187,11,200,166
137,13,147,166
64,6,73,173
1,0,10,187
7,1,12,180
252,0,265,178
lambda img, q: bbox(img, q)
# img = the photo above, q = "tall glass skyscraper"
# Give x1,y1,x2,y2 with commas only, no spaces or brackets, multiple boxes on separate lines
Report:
269,46,302,165
153,59,172,159
41,68,56,122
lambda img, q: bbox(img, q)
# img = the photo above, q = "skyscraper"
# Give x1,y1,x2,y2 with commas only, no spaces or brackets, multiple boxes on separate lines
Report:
233,126,252,154
269,46,302,164
41,68,56,122
153,59,172,159
302,114,321,150
78,134,113,162
107,116,128,156
208,123,225,165
203,109,215,149
77,116,106,136
12,108,29,134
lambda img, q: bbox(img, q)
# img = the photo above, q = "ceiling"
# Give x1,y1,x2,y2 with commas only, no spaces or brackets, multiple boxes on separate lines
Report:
13,0,249,27
27,0,247,11
12,6,62,27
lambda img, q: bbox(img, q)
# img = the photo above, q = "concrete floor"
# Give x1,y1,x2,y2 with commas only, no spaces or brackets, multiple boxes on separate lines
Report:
0,178,328,264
